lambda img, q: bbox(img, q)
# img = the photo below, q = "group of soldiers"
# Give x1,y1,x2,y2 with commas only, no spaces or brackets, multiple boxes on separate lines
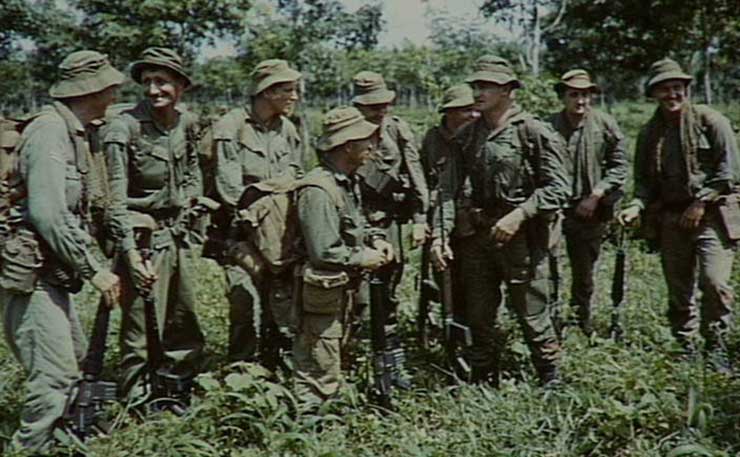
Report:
0,45,738,454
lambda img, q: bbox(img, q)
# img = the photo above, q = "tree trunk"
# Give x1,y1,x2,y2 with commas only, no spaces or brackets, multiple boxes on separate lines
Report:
530,4,541,76
703,45,712,105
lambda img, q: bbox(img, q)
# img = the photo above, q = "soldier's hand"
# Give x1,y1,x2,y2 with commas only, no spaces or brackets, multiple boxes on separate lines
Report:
372,238,395,263
430,240,453,271
126,249,158,291
680,201,705,229
359,248,389,271
409,223,427,249
491,207,526,244
575,194,601,220
91,270,121,308
617,205,641,227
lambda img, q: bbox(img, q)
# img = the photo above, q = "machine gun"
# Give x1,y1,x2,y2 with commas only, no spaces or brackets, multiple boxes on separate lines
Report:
63,297,117,440
133,212,191,415
369,272,408,410
609,225,627,341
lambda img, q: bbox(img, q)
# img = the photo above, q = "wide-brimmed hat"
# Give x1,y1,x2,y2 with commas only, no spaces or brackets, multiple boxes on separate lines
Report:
645,58,693,95
438,84,475,112
130,47,193,89
251,59,301,95
554,69,600,94
49,50,125,99
0,128,20,149
465,55,522,88
352,71,396,106
317,107,379,152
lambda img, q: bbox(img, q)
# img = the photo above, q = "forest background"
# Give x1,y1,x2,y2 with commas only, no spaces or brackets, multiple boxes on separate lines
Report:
1,1,740,456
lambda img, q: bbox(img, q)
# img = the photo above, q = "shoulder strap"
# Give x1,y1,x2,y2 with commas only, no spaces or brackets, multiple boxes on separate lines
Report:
298,174,345,210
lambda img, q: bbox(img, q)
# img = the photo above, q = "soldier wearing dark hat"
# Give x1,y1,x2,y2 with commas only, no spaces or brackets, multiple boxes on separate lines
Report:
1,50,124,452
103,47,206,399
619,58,740,369
548,69,628,336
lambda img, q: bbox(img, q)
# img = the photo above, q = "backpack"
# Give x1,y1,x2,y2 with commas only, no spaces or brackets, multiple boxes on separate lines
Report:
235,173,345,275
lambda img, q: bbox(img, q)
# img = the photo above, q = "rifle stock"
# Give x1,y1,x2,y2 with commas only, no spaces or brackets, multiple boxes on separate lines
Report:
609,226,627,341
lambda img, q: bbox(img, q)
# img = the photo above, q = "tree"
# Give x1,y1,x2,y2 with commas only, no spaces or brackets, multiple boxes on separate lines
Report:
480,0,568,76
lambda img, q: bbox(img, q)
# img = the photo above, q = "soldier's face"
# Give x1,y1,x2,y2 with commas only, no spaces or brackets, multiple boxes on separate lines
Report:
652,80,688,115
445,106,478,131
472,82,511,113
264,81,300,116
141,68,185,110
563,88,592,117
346,137,376,170
90,85,120,120
356,103,390,125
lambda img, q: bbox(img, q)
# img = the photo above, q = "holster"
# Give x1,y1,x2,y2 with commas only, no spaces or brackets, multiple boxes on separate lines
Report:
716,194,740,241
301,266,350,315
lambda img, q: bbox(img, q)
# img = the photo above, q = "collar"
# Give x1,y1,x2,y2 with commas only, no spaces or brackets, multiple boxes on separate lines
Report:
52,101,86,138
137,100,184,133
244,103,284,132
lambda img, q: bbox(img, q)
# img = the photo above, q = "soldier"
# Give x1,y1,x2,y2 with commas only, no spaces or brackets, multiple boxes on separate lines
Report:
294,106,393,402
431,56,570,385
211,59,303,364
351,71,429,351
618,58,740,368
548,70,628,336
103,47,205,399
0,50,123,452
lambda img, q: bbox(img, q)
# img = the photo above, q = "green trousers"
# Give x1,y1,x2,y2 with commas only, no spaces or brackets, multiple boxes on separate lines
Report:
658,209,736,348
119,239,204,398
1,282,86,452
456,228,560,381
563,212,607,333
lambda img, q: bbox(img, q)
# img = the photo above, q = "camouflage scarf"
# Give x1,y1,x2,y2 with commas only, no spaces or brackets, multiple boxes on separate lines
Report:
643,103,700,179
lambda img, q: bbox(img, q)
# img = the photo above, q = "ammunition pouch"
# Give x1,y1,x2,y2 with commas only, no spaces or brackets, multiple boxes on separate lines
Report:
0,227,43,293
302,266,349,315
716,193,740,241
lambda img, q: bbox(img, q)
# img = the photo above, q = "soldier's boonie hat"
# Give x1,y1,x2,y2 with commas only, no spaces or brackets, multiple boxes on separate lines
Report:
465,55,522,88
317,107,379,152
130,47,193,89
49,50,125,99
352,71,396,105
251,59,301,95
438,84,475,112
1,129,20,149
645,58,693,95
554,69,600,94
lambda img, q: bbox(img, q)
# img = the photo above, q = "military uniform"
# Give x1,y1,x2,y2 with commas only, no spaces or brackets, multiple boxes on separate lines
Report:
435,57,570,383
104,48,205,397
352,71,428,335
623,60,739,351
0,51,124,452
293,106,380,401
212,59,303,363
548,72,628,334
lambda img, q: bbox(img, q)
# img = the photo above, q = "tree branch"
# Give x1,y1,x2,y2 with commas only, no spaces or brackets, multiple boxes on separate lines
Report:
543,0,568,33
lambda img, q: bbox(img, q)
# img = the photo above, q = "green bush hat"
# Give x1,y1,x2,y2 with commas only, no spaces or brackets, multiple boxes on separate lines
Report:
251,59,301,96
645,58,693,95
465,55,522,88
130,47,193,89
352,71,396,106
49,50,125,99
554,69,600,94
438,84,475,113
317,106,379,152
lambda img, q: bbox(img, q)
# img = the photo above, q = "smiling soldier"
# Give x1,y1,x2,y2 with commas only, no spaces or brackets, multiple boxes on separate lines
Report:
618,58,740,370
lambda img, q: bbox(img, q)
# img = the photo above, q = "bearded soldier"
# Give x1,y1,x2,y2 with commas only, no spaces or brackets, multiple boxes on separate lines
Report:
548,70,628,336
618,58,740,369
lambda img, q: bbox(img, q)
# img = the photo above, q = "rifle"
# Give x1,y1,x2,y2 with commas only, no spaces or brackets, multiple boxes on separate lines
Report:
548,251,563,339
133,213,191,415
63,297,117,440
609,225,627,341
416,238,440,349
437,192,472,381
369,272,408,410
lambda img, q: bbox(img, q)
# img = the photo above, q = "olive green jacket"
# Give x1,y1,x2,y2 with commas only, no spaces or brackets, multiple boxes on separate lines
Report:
297,161,371,275
547,108,628,204
212,105,303,209
103,100,203,253
17,102,101,279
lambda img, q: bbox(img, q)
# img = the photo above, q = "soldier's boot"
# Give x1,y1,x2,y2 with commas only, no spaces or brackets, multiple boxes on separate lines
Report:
384,332,411,390
575,302,593,338
704,328,732,375
470,363,499,388
534,341,562,388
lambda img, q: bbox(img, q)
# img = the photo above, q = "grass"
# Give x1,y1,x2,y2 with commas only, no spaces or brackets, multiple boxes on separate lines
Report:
2,102,740,456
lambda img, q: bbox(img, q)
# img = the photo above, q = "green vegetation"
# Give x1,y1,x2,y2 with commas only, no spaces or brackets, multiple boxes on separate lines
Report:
2,103,740,456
